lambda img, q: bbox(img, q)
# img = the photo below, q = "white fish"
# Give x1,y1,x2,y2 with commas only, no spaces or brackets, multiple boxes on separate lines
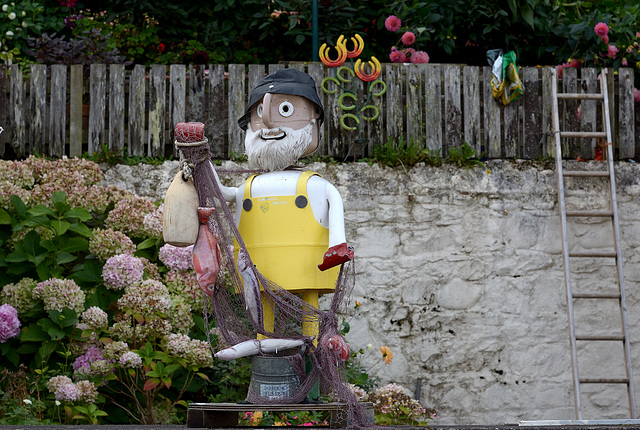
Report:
237,248,263,328
214,338,305,361
215,339,260,360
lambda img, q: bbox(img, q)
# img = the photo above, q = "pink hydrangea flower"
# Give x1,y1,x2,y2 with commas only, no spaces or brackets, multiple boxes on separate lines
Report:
411,50,430,64
102,254,145,290
0,304,21,343
594,22,609,37
401,31,416,46
601,34,609,44
607,44,619,59
384,15,401,32
634,88,640,103
389,47,407,63
159,244,194,271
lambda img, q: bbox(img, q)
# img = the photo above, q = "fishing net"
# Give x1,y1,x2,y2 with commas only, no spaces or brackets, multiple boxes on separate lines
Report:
175,124,370,427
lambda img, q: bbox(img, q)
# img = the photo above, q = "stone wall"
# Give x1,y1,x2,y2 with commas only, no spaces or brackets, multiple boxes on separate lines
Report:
102,159,640,425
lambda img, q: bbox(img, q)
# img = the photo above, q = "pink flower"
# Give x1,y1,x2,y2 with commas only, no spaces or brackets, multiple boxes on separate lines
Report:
411,50,430,63
401,31,416,46
607,44,619,59
385,15,401,32
594,22,609,37
634,88,640,103
622,58,628,66
567,58,580,68
0,304,21,343
389,47,407,63
601,35,609,45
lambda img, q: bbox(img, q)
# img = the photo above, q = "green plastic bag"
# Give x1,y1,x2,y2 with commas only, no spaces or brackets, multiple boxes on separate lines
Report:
487,49,524,106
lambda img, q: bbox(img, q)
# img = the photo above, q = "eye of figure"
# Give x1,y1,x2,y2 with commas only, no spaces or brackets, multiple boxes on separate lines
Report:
279,101,294,117
256,103,263,118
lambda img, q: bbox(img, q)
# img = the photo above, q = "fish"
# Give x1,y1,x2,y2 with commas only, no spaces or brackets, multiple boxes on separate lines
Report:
237,248,263,328
192,207,222,296
214,339,260,360
323,333,350,362
214,338,305,361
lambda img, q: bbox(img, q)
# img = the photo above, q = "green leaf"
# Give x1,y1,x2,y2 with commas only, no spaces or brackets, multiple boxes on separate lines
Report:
58,236,89,254
20,214,51,228
137,238,158,250
11,195,27,217
0,208,11,224
144,378,160,391
56,251,76,265
52,191,70,214
67,223,93,237
28,205,56,217
36,263,51,281
51,220,71,236
64,208,92,222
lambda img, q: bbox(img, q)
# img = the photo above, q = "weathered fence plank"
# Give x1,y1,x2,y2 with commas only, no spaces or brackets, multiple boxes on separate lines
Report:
88,64,106,155
463,66,480,156
128,64,146,156
169,64,186,151
149,65,166,157
444,65,462,152
188,65,205,122
9,65,25,157
406,64,423,148
618,68,634,159
580,68,597,158
541,67,554,158
2,63,638,161
109,64,125,153
30,64,47,156
483,66,501,158
522,67,541,159
228,64,245,156
49,65,67,157
0,65,6,157
69,65,83,157
424,64,441,152
208,64,226,158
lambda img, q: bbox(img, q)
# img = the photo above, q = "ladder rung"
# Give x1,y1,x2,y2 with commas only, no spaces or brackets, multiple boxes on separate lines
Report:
565,210,612,217
580,378,629,384
573,293,621,299
576,335,624,341
569,251,617,258
560,131,607,138
562,170,609,177
557,93,605,100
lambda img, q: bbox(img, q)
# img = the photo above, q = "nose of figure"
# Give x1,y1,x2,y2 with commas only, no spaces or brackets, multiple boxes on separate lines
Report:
261,93,275,129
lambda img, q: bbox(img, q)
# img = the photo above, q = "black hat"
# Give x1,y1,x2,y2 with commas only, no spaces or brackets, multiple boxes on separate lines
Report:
238,68,324,130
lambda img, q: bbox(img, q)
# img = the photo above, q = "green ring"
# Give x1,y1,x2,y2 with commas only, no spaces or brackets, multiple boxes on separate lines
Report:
338,92,357,111
369,80,387,97
321,77,340,94
340,114,360,131
360,105,380,121
337,66,355,83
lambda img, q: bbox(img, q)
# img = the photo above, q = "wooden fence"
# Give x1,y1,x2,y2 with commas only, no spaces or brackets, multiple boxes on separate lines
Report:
0,63,637,161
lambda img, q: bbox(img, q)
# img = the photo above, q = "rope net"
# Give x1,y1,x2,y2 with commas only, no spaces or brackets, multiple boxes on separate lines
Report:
177,135,370,428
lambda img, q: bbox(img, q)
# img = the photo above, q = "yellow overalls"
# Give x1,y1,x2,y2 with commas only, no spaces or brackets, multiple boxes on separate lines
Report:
236,171,339,337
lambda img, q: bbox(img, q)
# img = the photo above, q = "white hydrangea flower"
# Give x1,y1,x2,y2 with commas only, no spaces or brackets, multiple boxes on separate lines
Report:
6,31,13,37
1,5,8,12
8,11,15,19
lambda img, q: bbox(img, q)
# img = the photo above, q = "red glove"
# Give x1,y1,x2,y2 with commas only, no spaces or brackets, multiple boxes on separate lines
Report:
318,242,354,271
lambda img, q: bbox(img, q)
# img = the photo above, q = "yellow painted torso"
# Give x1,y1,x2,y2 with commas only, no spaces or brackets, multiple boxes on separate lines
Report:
236,171,338,294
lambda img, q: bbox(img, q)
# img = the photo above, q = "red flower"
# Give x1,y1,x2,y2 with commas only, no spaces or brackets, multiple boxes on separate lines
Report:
389,47,407,63
401,31,416,46
385,15,401,32
594,22,609,37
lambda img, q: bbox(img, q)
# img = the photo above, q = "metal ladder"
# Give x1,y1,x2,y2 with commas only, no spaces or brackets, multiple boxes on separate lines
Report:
551,67,636,419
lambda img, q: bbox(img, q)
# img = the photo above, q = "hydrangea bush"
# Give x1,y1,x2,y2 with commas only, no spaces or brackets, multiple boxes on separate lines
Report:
0,156,220,425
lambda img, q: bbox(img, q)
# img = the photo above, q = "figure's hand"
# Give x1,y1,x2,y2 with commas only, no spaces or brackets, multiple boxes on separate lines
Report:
318,242,354,271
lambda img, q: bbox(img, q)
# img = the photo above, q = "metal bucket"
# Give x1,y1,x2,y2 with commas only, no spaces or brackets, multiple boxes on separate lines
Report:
249,355,301,401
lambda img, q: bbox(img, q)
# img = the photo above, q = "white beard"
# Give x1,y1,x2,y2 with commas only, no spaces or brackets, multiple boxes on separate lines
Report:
244,121,314,171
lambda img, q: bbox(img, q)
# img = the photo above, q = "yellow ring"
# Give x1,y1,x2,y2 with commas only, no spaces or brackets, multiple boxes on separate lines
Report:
369,80,387,97
338,92,357,111
337,66,355,83
340,114,359,131
361,105,380,121
321,77,340,94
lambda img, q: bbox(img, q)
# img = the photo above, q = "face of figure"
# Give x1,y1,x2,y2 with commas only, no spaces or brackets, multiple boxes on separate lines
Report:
245,93,322,171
